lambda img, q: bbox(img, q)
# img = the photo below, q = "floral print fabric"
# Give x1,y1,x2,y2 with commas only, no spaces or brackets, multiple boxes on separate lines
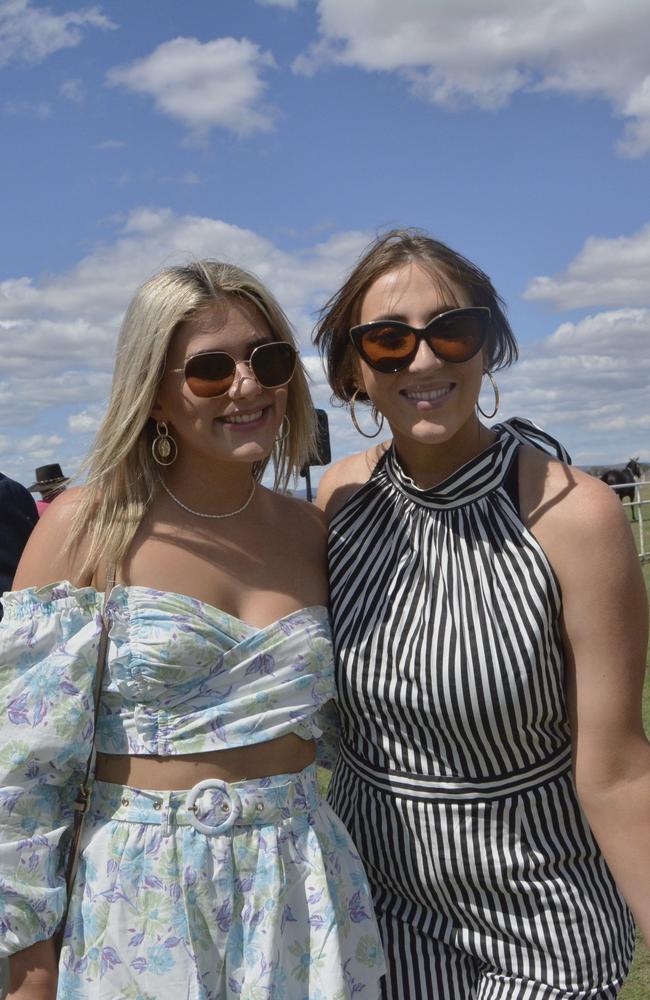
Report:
57,766,384,999
0,585,102,953
0,583,374,999
2,582,335,758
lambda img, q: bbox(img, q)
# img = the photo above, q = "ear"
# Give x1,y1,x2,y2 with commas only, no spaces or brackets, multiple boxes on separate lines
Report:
351,354,367,393
149,395,166,424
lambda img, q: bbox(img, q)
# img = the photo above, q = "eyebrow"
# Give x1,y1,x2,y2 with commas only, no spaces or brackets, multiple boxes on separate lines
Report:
185,336,275,361
364,306,459,325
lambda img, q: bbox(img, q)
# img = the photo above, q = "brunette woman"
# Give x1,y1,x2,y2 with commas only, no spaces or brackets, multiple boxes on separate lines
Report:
315,229,649,999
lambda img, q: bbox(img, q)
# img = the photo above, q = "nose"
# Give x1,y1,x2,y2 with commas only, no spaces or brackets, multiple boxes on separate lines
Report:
229,360,262,398
409,337,443,372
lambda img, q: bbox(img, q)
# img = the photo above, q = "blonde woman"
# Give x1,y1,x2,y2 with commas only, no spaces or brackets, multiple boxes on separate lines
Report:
0,261,384,1000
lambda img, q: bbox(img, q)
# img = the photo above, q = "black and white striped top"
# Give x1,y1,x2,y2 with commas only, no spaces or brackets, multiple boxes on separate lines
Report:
329,418,572,782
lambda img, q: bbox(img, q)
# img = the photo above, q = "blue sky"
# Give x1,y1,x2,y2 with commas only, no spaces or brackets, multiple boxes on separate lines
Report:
1,0,649,489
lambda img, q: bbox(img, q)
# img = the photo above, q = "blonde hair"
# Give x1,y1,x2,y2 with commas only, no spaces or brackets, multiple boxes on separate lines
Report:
69,260,315,575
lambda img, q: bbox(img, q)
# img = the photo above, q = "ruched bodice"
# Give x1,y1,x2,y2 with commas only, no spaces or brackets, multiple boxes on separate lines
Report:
1,582,334,757
101,586,333,754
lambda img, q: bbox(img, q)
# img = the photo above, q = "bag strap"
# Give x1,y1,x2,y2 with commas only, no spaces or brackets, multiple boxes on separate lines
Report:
75,563,116,813
56,565,115,952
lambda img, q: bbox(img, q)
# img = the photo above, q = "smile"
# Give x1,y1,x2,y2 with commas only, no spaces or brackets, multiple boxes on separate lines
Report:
401,384,454,401
221,409,265,425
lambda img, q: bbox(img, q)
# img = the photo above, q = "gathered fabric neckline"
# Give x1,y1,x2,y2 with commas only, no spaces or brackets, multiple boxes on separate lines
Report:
382,425,509,509
376,418,570,511
105,583,328,635
2,578,328,637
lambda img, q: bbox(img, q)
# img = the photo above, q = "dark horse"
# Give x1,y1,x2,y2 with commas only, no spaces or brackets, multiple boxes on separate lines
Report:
600,458,642,520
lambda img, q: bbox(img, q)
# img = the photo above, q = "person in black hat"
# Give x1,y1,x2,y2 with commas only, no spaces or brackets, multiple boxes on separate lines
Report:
0,471,38,599
27,463,70,516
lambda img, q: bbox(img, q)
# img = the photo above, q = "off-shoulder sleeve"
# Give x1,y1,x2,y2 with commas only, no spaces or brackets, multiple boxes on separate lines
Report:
0,582,103,956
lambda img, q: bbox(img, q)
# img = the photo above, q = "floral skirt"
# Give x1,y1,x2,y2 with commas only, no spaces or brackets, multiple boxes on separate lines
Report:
57,764,385,999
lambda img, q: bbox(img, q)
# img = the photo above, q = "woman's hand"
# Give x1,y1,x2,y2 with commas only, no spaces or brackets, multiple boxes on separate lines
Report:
8,939,58,1000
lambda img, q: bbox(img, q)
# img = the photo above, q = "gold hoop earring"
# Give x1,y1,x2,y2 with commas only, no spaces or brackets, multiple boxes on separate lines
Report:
350,389,384,439
275,414,290,444
152,421,178,466
476,371,500,419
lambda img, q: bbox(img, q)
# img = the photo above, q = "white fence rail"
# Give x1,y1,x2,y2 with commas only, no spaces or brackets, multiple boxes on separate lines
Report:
606,478,649,562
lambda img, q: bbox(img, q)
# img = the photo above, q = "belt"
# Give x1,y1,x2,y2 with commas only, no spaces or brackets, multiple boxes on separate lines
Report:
90,764,321,837
338,740,573,803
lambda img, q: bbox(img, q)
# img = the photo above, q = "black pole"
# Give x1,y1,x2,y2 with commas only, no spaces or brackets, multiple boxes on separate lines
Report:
299,408,330,502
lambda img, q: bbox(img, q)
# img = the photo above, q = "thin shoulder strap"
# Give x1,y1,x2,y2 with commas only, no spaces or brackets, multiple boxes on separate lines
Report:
61,563,116,916
91,564,115,717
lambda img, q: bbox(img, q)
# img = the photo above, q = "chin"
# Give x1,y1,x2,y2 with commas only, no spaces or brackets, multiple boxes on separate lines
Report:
227,441,275,464
396,416,457,440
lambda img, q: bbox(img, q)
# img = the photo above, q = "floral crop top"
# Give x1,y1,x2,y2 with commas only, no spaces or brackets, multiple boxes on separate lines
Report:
0,583,337,954
1,582,335,756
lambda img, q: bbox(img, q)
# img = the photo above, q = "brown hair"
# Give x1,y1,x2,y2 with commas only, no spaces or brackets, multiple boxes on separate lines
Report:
314,228,518,402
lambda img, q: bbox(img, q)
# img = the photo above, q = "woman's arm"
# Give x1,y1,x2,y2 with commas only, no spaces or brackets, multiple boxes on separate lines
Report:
529,458,650,941
3,488,95,998
8,940,58,1000
315,445,388,521
13,486,89,590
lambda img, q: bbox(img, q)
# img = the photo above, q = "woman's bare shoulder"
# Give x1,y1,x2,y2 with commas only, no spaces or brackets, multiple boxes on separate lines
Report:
315,440,391,522
13,485,93,589
518,445,638,582
269,487,327,529
519,445,621,528
260,487,327,552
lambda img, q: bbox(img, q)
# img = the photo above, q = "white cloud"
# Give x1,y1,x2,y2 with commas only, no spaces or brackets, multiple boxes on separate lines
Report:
0,208,371,331
68,406,105,434
0,0,115,67
524,223,650,308
0,431,82,486
59,77,85,104
497,307,650,464
0,433,64,466
3,99,51,117
294,0,650,156
543,308,650,356
107,36,277,137
256,0,299,7
0,208,372,484
96,138,126,150
1,209,646,484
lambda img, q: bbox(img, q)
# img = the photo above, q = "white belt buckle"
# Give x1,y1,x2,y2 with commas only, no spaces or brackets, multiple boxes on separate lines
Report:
186,778,241,835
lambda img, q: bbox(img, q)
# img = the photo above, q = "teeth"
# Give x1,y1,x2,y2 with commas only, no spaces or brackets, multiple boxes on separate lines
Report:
223,410,263,424
404,386,452,401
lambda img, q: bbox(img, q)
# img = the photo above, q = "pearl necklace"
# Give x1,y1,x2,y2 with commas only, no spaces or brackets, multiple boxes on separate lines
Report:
158,475,256,519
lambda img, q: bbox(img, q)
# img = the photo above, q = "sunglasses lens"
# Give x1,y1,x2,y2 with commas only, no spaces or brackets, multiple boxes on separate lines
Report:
359,326,417,373
182,343,297,397
184,353,236,397
250,342,297,387
429,311,486,363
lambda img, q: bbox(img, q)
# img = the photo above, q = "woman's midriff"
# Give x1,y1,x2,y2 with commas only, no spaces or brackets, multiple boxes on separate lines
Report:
95,733,316,790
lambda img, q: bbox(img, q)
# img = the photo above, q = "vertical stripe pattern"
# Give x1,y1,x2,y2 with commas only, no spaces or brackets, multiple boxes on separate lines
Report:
328,418,634,999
